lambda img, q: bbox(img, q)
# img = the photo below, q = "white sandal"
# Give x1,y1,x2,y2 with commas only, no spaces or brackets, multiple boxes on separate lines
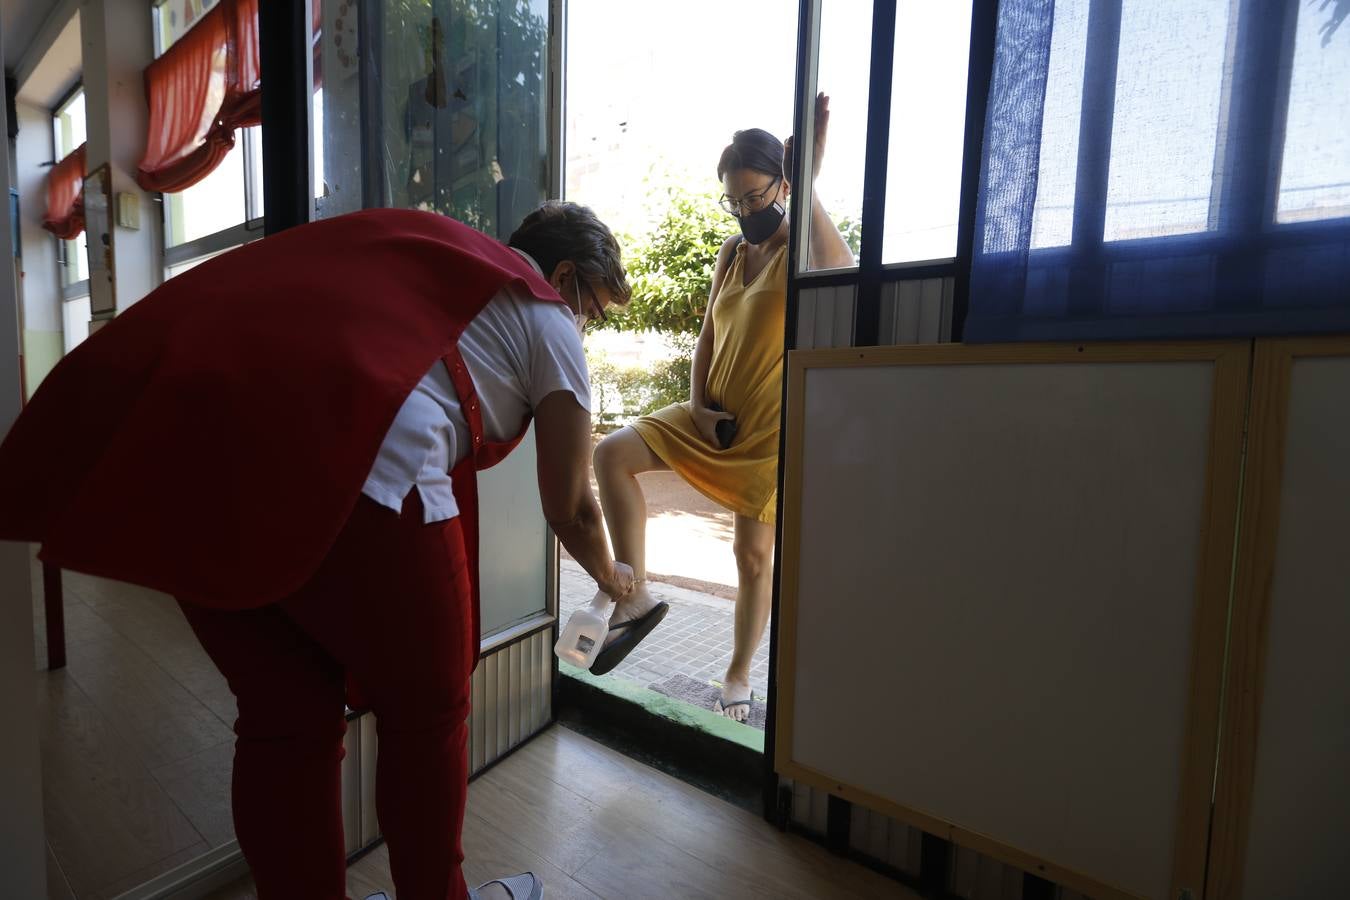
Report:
471,872,544,900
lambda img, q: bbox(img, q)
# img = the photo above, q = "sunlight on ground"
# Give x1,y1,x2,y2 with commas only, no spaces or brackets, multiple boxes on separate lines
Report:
645,510,738,587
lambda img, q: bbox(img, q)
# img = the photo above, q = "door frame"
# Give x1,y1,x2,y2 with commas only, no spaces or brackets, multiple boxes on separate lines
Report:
762,0,1000,836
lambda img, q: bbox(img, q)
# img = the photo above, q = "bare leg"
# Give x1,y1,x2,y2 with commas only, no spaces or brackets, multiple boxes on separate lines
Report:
719,514,775,722
592,426,666,578
592,427,668,644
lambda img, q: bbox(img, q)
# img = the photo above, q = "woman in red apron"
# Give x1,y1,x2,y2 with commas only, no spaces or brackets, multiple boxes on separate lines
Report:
0,203,633,900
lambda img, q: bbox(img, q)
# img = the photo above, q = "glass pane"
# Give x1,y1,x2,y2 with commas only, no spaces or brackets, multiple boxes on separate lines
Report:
316,0,362,218
314,87,326,200
165,137,248,246
375,0,550,240
1103,0,1229,241
346,0,554,638
246,125,264,219
155,0,221,54
62,295,91,354
1276,1,1350,224
564,0,797,239
803,0,873,272
53,89,86,160
882,0,972,264
63,232,88,286
1029,0,1089,249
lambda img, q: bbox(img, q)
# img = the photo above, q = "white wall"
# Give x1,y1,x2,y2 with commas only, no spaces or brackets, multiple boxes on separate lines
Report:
0,43,49,900
80,0,160,313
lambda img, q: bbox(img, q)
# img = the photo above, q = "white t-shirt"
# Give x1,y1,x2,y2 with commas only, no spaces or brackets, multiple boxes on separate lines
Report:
362,250,591,522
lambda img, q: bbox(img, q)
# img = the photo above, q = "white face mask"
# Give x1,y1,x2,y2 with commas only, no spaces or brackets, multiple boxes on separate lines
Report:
571,277,588,338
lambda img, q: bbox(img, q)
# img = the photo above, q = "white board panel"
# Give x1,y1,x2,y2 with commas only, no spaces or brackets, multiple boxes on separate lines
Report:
788,357,1217,899
1241,355,1350,897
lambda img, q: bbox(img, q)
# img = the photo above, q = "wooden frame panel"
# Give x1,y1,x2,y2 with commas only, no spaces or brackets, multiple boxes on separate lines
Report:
776,340,1252,900
1206,335,1350,900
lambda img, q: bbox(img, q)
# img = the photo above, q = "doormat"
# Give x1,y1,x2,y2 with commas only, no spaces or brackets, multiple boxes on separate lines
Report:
648,673,767,732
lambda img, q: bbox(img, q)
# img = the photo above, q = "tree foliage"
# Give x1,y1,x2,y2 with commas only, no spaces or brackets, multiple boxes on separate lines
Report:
613,186,728,336
612,186,863,337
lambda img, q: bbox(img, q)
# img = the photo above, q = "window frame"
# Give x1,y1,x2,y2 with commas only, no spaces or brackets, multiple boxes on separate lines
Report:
789,0,1350,341
51,81,86,160
1024,0,1349,299
152,1,263,276
787,0,996,343
152,0,222,57
51,82,90,296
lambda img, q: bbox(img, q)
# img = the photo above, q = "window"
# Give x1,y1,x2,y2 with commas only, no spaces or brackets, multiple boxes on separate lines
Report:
52,88,85,160
882,0,973,264
1101,0,1227,242
1275,1,1350,224
797,1,873,273
792,1,979,271
164,127,261,247
1028,2,1089,249
363,0,551,241
60,231,89,286
154,3,263,270
62,295,92,353
52,87,88,289
153,0,221,56
967,0,1350,342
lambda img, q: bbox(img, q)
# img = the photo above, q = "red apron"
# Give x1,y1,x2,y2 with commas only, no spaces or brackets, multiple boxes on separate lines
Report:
0,208,564,626
439,342,527,653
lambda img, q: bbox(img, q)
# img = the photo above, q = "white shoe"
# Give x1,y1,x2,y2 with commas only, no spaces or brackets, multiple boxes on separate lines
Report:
363,894,390,900
472,871,544,899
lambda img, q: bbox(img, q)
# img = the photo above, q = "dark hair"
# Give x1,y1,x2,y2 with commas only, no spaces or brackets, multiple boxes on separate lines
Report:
508,201,631,304
716,128,784,181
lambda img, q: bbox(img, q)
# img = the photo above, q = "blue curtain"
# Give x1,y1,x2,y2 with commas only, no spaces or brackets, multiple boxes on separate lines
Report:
966,0,1350,342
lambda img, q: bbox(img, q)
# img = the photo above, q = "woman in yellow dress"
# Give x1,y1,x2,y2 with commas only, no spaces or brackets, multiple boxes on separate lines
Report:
592,93,855,721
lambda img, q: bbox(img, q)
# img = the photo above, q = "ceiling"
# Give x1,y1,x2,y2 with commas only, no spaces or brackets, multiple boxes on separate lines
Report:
2,0,80,107
2,0,64,69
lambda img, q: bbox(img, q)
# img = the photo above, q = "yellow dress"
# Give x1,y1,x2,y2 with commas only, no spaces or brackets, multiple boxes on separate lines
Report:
631,242,786,523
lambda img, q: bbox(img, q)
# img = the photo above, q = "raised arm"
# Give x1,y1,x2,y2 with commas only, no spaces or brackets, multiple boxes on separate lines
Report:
784,92,855,270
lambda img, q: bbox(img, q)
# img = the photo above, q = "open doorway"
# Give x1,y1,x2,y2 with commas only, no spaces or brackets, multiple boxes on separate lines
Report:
557,0,872,745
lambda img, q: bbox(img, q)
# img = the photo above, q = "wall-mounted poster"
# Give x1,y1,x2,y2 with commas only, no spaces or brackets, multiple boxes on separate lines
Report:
83,163,115,315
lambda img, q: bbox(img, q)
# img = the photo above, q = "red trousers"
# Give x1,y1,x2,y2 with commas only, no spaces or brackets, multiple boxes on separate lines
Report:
180,491,475,900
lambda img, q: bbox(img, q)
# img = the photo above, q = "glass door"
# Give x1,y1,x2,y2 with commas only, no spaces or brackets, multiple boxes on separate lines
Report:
317,0,560,667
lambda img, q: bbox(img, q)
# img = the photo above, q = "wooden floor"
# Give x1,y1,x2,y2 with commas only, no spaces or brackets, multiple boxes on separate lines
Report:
33,559,916,900
32,558,239,900
211,726,918,900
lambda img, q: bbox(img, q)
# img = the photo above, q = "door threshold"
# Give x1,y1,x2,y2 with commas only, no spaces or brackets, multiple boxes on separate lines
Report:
556,664,764,814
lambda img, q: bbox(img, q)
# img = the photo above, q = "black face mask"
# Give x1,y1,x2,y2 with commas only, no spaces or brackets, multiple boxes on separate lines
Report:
735,200,786,245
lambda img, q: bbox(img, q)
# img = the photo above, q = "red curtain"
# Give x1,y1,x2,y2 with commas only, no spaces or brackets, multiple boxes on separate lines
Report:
218,0,323,123
218,0,261,128
136,0,324,193
136,2,234,192
43,144,86,239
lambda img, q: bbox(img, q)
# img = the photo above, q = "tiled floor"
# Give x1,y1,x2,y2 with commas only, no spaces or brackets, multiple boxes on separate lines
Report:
558,560,770,706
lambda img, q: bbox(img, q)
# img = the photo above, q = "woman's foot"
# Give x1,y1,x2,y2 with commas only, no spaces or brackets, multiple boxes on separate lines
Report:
714,678,753,722
602,582,661,649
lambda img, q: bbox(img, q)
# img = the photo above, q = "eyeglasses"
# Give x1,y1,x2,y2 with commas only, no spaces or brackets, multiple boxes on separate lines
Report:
583,283,608,333
719,176,781,216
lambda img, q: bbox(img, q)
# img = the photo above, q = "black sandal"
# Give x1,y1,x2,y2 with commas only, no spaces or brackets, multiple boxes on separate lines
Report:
589,602,670,675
